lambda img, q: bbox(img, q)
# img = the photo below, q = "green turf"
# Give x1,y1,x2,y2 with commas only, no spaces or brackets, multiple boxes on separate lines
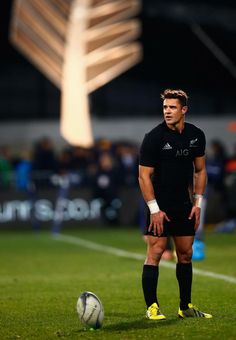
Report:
0,228,236,339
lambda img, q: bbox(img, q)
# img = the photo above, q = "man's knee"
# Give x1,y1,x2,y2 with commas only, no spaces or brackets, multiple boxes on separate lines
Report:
176,249,192,263
146,250,163,264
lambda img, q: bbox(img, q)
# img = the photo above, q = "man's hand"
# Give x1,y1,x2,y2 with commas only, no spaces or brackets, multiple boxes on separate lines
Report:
148,211,170,236
188,206,201,230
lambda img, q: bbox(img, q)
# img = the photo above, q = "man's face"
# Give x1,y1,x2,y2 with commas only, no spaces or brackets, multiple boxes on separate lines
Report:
163,98,187,125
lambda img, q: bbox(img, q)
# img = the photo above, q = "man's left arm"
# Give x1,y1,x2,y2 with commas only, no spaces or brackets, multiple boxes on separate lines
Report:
189,156,207,229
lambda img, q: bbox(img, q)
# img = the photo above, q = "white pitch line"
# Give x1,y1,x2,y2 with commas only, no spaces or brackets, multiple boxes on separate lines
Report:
53,233,236,284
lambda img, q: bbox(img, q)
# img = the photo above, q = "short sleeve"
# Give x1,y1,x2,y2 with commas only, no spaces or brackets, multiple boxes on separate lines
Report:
139,133,158,167
195,129,206,157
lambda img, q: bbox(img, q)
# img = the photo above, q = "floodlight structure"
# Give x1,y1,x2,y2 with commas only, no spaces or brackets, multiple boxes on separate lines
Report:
10,0,142,147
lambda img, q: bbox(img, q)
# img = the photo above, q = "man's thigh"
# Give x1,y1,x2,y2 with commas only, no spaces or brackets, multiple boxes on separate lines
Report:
146,235,168,252
173,236,194,254
145,236,168,264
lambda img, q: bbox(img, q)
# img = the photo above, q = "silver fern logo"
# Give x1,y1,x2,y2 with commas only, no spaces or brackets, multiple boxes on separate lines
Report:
189,138,198,147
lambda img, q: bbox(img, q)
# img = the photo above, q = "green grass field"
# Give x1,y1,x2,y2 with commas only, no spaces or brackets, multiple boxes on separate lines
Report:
1,227,236,339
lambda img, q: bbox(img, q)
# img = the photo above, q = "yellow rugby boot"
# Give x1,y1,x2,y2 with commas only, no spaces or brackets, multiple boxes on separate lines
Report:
146,303,166,320
178,303,212,318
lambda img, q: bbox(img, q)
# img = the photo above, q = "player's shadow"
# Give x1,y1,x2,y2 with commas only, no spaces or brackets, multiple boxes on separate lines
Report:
104,317,180,331
71,318,180,337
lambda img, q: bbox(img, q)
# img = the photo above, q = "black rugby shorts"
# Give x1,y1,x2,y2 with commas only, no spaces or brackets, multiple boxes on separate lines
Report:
144,206,195,237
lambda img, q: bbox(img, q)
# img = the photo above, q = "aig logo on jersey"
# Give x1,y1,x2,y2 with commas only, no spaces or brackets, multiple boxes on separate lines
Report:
176,149,189,157
162,143,189,157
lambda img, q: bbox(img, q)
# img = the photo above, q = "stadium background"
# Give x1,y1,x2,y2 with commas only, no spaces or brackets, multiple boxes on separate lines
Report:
0,1,236,339
0,0,235,229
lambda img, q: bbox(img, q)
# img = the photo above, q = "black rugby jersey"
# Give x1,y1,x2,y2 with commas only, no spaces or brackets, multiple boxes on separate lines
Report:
139,121,206,209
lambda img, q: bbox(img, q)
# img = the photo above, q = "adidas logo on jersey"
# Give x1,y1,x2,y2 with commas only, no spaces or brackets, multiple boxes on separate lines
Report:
162,143,172,150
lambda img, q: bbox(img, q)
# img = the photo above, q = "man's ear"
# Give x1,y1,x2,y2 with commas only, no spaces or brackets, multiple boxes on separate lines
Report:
182,105,188,114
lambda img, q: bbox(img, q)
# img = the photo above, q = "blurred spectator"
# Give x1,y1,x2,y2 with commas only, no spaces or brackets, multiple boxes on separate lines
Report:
55,147,82,187
32,136,58,188
205,140,227,222
15,149,32,191
57,147,73,175
29,137,58,230
94,138,113,156
115,142,139,187
193,139,227,260
70,146,95,187
71,146,89,171
92,152,121,225
215,143,236,232
206,139,226,192
225,143,236,173
0,145,13,189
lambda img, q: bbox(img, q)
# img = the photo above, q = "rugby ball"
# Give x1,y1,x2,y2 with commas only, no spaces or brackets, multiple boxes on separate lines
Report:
76,291,104,329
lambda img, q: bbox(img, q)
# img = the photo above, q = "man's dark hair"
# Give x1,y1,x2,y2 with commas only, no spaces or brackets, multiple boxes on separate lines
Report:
161,89,189,107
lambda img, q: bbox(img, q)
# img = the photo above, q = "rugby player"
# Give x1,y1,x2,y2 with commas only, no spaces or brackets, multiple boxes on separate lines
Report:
139,89,212,319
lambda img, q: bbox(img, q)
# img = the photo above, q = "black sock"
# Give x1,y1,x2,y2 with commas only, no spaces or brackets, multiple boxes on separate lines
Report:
176,263,192,310
142,265,159,308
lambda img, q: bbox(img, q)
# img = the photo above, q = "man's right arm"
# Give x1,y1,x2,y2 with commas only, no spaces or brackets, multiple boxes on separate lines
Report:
138,165,155,202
